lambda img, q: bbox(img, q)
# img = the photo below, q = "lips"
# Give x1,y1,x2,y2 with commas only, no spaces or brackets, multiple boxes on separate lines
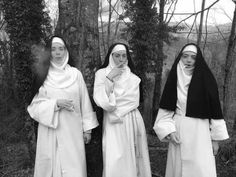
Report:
185,64,193,67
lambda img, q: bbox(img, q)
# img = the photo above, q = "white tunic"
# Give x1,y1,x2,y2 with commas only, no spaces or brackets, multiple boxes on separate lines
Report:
93,68,152,177
153,61,229,177
28,69,99,177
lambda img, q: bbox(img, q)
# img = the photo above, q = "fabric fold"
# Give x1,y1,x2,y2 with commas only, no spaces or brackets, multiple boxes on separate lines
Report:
27,88,59,129
93,70,117,112
210,119,229,140
153,108,176,141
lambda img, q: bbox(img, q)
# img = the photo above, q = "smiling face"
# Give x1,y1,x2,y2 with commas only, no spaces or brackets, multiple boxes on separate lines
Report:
51,43,66,66
112,50,127,68
180,51,197,69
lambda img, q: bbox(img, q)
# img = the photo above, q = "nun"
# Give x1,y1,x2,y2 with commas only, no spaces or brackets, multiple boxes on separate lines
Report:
93,43,152,177
27,36,99,177
153,43,229,177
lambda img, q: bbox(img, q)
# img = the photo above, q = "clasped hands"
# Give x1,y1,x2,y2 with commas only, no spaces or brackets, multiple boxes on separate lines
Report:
56,99,74,111
56,99,92,144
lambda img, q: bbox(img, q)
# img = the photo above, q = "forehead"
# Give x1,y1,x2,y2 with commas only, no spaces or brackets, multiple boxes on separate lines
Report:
112,50,126,54
52,42,64,48
182,51,197,56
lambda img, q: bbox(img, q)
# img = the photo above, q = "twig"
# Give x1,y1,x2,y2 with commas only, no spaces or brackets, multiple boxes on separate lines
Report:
175,0,220,27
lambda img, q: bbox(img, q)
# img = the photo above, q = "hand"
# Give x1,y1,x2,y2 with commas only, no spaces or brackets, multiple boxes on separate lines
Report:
212,140,219,156
107,67,124,81
56,99,74,111
83,132,91,144
166,132,181,145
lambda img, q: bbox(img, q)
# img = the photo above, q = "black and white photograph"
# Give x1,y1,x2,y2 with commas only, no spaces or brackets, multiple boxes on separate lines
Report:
0,0,235,177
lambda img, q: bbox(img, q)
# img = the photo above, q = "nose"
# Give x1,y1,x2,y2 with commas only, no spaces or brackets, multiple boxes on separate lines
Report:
56,50,61,55
120,57,125,62
187,57,192,63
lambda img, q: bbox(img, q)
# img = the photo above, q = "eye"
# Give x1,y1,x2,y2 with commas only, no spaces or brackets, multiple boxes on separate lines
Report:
191,55,196,60
113,53,120,58
122,54,127,58
182,54,188,58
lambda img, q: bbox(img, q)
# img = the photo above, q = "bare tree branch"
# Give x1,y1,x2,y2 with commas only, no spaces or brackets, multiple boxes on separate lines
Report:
197,0,206,45
214,24,228,44
218,7,233,22
203,8,210,51
166,0,178,24
0,19,5,30
99,0,107,55
106,0,128,25
175,0,220,27
187,14,198,40
187,0,198,39
176,30,230,34
107,0,112,47
164,0,175,22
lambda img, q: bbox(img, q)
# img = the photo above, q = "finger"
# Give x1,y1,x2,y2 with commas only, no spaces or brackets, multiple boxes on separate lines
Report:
213,147,219,155
65,103,73,109
64,101,73,106
213,150,217,156
64,106,74,111
87,137,91,144
174,136,181,144
67,100,73,103
86,138,88,144
171,136,180,145
170,139,177,146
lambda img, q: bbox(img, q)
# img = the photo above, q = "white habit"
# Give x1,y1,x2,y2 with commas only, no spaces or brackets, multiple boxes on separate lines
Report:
28,65,98,177
93,67,152,177
153,60,229,177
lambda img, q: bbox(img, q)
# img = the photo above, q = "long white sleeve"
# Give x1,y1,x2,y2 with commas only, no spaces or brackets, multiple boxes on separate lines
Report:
93,70,116,112
78,71,99,132
153,108,176,141
27,87,59,129
210,119,229,140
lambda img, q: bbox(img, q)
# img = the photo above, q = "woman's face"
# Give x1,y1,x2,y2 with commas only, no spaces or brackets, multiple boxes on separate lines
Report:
180,51,197,69
51,43,66,66
112,49,127,68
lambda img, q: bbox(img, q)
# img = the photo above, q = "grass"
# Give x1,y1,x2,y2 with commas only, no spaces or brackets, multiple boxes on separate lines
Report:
148,133,236,177
0,103,235,177
0,133,235,177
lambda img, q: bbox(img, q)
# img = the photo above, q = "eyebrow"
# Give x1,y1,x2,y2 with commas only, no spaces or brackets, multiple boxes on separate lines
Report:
182,53,196,56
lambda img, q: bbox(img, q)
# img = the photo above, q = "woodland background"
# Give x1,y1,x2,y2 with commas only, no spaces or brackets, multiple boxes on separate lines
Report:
0,0,236,176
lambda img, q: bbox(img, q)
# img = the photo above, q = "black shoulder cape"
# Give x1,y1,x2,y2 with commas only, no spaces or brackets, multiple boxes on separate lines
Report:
159,43,223,120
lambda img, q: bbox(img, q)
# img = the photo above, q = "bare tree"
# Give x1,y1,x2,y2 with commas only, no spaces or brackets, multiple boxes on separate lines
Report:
224,1,236,129
197,0,205,45
106,0,121,46
152,0,165,126
55,0,101,93
107,0,112,47
56,2,103,176
99,0,107,56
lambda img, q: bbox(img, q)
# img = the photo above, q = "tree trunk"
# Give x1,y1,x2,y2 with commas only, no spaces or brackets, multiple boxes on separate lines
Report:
56,1,102,176
99,0,107,57
107,0,112,48
152,0,165,126
224,3,236,129
55,0,101,93
197,0,205,45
